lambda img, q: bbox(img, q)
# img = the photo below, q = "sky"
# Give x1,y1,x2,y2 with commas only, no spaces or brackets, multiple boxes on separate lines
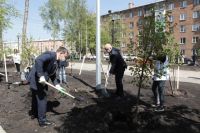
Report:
4,0,158,42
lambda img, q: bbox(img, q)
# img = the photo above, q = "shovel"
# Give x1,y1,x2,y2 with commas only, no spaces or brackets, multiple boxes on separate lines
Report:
44,81,83,101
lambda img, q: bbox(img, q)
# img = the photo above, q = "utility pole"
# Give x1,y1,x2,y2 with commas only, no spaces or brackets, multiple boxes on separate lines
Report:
96,0,101,90
17,33,20,51
22,0,29,46
85,17,88,55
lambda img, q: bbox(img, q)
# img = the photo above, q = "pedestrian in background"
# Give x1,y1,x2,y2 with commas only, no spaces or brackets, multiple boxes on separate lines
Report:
58,59,69,84
13,49,21,75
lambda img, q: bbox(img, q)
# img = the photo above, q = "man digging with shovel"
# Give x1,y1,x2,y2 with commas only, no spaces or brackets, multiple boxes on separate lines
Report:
104,43,127,99
27,46,69,127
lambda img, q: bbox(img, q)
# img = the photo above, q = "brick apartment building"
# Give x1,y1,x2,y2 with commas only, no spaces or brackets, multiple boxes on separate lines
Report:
101,0,200,59
4,39,67,55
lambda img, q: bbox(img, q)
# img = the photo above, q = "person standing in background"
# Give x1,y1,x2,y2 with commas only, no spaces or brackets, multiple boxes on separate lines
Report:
13,49,21,75
58,60,69,84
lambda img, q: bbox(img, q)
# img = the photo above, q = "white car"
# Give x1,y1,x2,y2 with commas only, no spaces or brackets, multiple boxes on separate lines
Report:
123,55,137,61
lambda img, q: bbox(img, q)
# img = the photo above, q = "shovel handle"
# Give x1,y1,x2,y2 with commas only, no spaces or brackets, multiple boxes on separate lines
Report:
44,81,76,99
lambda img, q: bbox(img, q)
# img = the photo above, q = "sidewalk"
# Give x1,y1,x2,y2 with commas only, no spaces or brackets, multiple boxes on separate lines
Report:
69,62,200,84
0,126,6,133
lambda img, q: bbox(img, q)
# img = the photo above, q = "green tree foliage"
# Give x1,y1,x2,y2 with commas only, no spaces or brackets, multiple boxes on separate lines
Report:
101,17,111,48
21,37,38,67
101,15,126,49
40,0,63,40
0,0,18,60
40,0,96,56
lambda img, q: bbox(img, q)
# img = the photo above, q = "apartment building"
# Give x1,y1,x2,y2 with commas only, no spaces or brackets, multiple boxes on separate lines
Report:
4,39,66,55
101,0,200,58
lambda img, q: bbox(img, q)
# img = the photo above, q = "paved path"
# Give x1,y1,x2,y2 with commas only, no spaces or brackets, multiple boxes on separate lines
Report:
69,62,200,84
0,126,6,133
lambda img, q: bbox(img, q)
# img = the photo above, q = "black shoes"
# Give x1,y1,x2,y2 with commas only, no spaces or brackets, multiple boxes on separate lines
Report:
31,115,37,119
39,120,52,127
154,106,165,112
151,103,159,108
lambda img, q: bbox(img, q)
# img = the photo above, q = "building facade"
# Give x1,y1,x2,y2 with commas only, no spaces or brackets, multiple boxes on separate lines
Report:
4,39,66,55
101,0,200,59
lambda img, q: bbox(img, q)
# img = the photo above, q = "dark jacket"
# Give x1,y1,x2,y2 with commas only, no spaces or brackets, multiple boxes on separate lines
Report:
28,51,59,90
109,48,127,74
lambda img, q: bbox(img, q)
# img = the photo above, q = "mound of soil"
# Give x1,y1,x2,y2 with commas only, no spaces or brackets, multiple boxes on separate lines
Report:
0,68,199,133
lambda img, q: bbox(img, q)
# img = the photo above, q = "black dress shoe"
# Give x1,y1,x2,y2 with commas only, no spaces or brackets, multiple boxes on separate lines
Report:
39,120,52,127
31,115,37,119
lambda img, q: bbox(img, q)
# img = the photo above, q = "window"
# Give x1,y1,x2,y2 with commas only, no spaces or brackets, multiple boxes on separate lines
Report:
168,15,174,22
129,32,134,38
192,49,198,55
193,0,200,5
157,3,164,10
180,25,186,32
168,3,174,10
138,9,142,16
122,32,126,38
180,1,187,8
192,36,199,43
180,13,187,20
121,43,126,48
137,19,143,26
193,11,200,18
129,22,134,29
130,11,134,18
180,37,186,44
181,49,185,55
192,24,200,31
169,27,174,33
144,7,151,15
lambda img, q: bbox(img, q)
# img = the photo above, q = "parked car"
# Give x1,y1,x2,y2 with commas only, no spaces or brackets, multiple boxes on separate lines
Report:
184,57,193,65
85,54,96,60
123,54,137,61
0,57,14,67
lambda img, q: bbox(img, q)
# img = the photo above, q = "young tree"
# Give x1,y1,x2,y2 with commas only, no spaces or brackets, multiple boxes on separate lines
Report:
21,37,38,67
0,0,18,60
129,9,179,119
40,0,93,58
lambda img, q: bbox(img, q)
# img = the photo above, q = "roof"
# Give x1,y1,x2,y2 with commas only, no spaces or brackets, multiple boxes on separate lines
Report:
101,0,165,16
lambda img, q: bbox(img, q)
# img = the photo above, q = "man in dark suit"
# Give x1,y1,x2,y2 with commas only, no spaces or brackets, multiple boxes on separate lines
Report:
28,46,69,127
104,43,127,97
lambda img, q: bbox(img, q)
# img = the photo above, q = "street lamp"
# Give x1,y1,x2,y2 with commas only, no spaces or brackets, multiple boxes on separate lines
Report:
112,19,115,45
17,33,20,51
108,10,115,45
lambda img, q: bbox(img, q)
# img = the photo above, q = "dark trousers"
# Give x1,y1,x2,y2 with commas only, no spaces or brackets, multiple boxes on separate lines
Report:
152,80,166,106
115,68,125,96
15,63,20,72
31,88,47,122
